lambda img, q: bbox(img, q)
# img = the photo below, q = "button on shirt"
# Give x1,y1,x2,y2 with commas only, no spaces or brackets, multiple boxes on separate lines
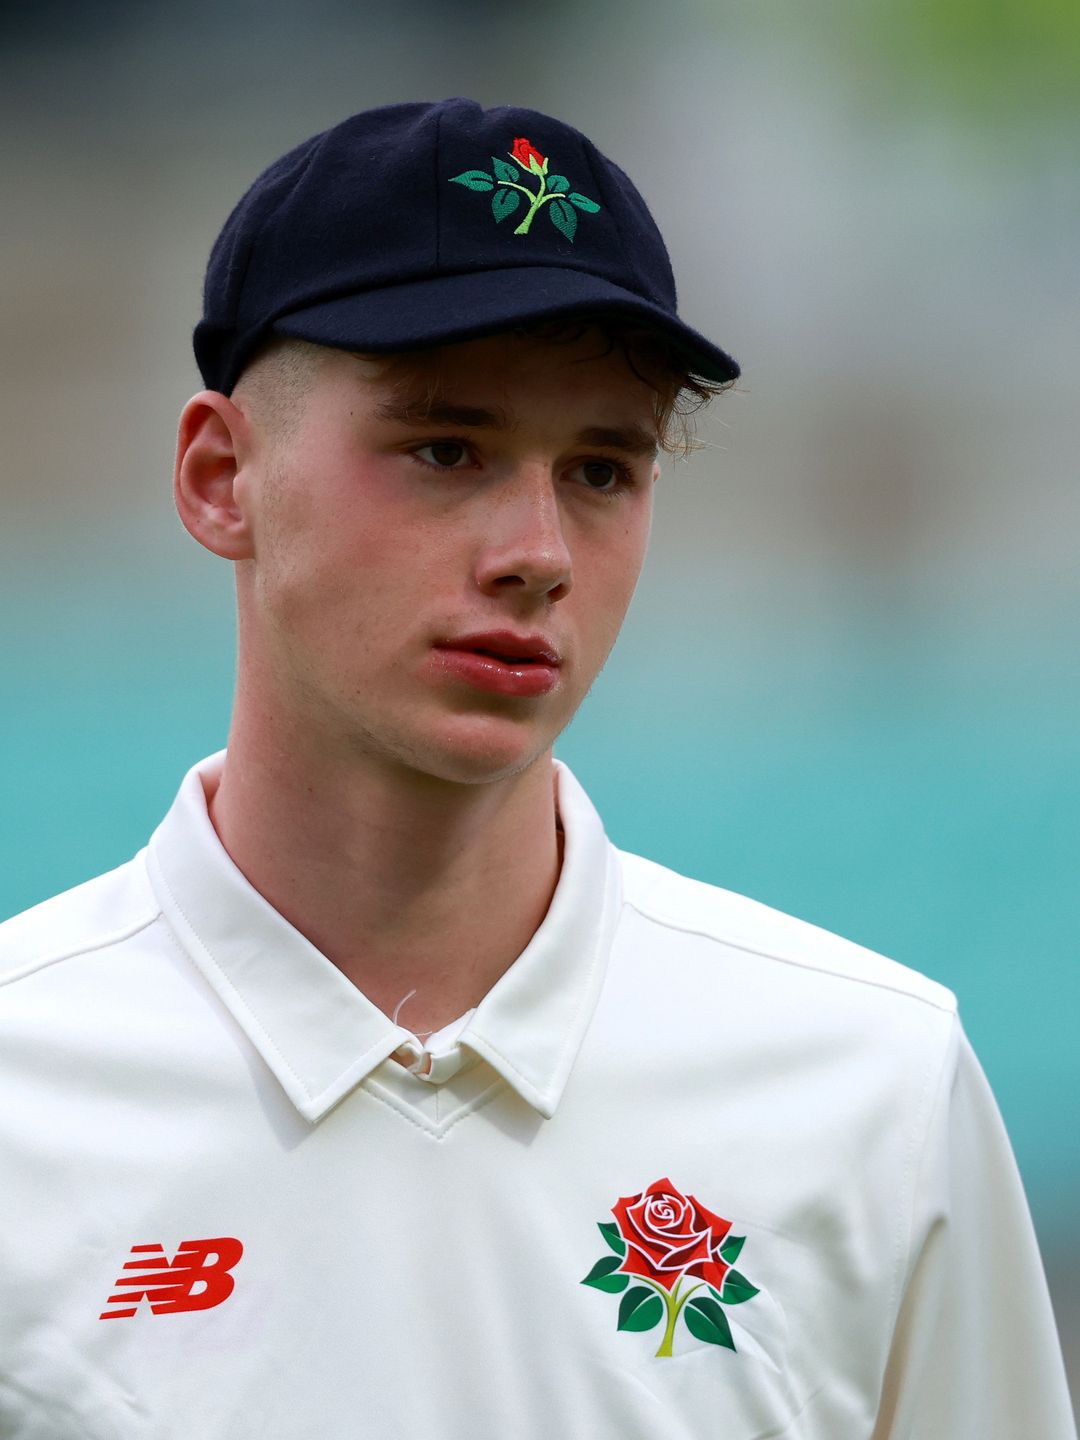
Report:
0,753,1075,1439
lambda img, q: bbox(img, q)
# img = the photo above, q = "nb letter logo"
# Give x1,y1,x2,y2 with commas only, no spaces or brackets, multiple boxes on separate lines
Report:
99,1237,244,1320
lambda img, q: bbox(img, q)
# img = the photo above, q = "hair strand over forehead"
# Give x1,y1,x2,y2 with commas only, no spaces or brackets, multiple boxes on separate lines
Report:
236,318,734,455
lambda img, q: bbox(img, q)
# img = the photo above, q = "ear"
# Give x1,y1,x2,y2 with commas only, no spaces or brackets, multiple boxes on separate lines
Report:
173,390,255,560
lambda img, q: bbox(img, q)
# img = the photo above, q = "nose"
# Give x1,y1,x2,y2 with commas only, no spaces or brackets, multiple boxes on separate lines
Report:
474,466,573,603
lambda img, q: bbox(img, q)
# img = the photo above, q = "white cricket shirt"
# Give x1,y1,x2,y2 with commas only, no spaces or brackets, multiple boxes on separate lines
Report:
0,753,1074,1439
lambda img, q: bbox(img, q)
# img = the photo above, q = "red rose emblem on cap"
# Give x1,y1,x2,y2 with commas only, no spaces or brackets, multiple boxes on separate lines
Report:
449,136,601,240
613,1176,732,1293
511,136,546,170
581,1177,760,1358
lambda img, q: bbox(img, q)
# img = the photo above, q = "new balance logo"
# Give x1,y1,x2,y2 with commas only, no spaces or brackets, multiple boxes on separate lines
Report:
99,1237,244,1319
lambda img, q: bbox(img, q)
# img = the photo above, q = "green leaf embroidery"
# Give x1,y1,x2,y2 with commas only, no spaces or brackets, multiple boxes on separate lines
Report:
449,170,495,192
598,1222,626,1257
617,1286,664,1333
491,187,521,224
719,1235,745,1264
720,1269,760,1305
449,141,601,239
548,197,578,242
581,1255,630,1293
684,1294,737,1350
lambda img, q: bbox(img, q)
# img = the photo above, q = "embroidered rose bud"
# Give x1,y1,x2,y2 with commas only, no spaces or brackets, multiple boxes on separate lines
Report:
511,136,546,173
449,139,601,241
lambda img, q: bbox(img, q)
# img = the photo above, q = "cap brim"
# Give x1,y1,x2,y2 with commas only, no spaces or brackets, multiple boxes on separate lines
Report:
270,266,739,384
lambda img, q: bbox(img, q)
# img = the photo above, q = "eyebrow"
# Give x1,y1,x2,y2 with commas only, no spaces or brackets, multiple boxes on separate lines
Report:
374,399,658,457
374,399,510,429
575,425,658,458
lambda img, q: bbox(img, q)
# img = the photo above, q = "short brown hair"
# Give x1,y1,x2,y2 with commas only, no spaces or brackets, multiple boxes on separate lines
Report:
508,316,735,456
238,320,733,455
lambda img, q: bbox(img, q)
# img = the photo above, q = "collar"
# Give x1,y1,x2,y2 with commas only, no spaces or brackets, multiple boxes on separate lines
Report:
145,752,621,1124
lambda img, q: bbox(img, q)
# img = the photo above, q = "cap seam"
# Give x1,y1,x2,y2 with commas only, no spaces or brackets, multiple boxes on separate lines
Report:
236,139,324,312
433,105,443,272
225,137,327,386
580,142,635,284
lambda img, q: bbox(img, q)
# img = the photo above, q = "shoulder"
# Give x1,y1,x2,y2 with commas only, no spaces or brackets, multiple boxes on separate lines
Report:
0,857,160,991
616,847,956,1017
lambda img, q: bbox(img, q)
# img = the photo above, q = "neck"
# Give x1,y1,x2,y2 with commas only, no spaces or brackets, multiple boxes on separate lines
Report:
207,707,562,1037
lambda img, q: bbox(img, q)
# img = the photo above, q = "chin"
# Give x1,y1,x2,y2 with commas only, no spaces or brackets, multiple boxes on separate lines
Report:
395,715,558,787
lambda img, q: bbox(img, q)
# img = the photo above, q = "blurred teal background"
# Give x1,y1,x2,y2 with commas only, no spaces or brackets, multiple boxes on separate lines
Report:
2,0,1077,1407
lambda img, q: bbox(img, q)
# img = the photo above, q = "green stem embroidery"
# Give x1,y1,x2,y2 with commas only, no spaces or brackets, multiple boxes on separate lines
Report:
513,173,549,235
645,1278,702,1357
451,143,600,239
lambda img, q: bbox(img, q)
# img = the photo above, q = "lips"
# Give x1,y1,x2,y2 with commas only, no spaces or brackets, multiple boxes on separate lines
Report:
431,631,563,698
438,631,561,666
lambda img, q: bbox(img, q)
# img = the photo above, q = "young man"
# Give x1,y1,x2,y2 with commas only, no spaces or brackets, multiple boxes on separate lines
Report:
0,100,1074,1438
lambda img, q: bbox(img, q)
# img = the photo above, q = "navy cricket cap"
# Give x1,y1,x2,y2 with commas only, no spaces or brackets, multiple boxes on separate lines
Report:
194,98,740,395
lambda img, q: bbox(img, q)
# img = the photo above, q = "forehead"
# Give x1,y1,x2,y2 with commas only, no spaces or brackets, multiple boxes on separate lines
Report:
340,328,660,412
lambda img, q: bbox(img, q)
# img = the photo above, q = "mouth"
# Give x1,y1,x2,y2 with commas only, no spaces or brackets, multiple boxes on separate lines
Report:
467,646,546,665
437,632,562,667
431,632,563,698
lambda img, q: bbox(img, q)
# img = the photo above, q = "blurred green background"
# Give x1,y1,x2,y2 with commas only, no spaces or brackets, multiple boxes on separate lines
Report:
2,0,1077,1408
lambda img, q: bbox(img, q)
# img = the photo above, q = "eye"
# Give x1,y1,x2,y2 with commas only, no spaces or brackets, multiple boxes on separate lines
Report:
413,440,471,469
569,459,631,493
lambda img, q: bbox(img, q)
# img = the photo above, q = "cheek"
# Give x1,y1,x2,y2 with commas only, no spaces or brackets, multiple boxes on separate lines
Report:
252,467,403,629
577,521,651,642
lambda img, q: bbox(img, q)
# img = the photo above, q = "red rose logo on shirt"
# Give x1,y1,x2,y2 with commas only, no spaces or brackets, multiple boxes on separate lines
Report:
448,135,602,241
582,1177,759,1357
614,1178,733,1292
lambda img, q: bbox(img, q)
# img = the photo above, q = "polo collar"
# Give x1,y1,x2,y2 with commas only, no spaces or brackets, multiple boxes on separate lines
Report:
145,752,621,1123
